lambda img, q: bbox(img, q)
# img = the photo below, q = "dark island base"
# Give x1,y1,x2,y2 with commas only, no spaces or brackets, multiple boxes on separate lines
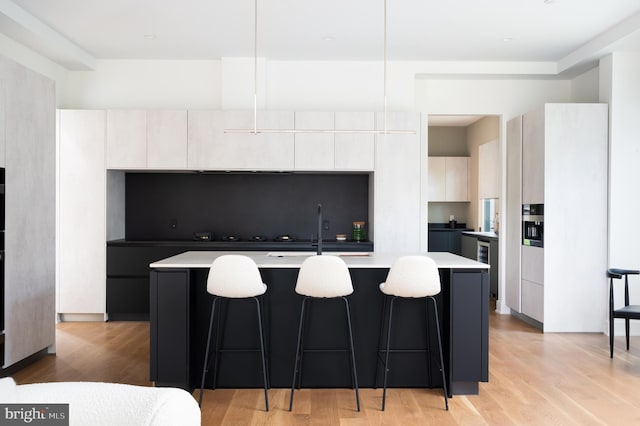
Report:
150,267,488,396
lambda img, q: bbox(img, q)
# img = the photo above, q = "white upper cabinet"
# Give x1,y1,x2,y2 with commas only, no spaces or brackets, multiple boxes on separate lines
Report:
106,110,147,169
478,139,500,199
221,111,294,170
187,110,225,169
522,107,545,204
428,157,446,200
335,112,375,171
428,156,469,202
147,110,188,169
374,112,422,252
294,112,334,170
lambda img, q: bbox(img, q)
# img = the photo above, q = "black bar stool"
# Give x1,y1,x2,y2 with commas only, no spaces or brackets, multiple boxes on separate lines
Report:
376,255,448,411
198,255,269,411
289,255,360,412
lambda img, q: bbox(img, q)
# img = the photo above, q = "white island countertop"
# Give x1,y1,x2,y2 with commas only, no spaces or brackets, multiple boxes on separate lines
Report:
150,251,490,269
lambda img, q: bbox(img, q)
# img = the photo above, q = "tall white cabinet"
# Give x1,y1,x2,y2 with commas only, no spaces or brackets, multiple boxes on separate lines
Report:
506,104,608,332
58,110,107,319
1,57,56,368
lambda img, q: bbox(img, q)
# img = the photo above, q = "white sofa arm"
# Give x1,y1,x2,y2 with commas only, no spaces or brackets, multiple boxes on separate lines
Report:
0,378,200,426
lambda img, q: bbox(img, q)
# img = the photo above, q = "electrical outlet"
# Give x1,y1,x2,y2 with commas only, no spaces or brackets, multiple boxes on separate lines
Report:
322,220,330,231
169,218,178,229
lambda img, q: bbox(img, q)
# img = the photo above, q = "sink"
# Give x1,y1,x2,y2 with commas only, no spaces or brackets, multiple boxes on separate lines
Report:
266,252,370,257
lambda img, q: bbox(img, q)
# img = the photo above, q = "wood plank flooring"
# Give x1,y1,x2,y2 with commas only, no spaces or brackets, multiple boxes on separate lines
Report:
10,312,640,425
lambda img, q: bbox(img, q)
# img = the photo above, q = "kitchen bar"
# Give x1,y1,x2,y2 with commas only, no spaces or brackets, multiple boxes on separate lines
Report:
149,251,489,396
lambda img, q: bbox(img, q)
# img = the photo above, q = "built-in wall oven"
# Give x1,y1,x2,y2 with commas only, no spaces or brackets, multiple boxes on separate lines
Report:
522,203,544,247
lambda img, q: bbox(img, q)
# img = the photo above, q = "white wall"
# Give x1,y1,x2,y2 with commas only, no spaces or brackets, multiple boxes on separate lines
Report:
0,33,67,106
601,53,640,271
571,67,600,102
600,53,640,336
62,59,223,109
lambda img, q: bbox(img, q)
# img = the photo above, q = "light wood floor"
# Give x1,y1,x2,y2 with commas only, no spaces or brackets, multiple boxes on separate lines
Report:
11,312,640,425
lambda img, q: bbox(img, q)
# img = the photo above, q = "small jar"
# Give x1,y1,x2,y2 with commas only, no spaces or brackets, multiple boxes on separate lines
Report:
352,221,366,241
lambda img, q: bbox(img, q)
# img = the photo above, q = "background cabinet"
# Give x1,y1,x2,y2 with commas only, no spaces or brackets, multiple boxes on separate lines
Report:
222,111,295,170
294,112,334,170
505,117,522,312
506,104,608,332
428,229,468,255
335,112,375,170
428,157,469,202
187,110,224,169
522,108,544,204
147,110,188,169
106,110,147,169
58,110,107,317
1,57,55,368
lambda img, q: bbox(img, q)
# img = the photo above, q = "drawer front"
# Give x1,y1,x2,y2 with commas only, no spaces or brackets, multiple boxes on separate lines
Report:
521,279,543,322
107,246,186,276
521,245,544,284
107,277,150,316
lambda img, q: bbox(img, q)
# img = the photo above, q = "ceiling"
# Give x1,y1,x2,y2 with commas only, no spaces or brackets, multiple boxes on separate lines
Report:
1,0,640,72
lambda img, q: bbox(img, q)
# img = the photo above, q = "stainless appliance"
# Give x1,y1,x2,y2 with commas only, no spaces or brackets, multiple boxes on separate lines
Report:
522,203,544,247
477,240,490,264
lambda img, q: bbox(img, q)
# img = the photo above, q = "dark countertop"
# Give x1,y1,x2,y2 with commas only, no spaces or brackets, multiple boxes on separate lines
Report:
462,231,499,241
107,239,373,252
428,223,472,232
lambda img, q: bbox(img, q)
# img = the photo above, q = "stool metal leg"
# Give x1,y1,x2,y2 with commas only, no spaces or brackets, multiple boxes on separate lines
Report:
342,296,360,412
382,296,397,411
374,295,389,389
199,296,219,407
289,297,309,411
253,297,269,411
429,296,449,410
424,298,433,386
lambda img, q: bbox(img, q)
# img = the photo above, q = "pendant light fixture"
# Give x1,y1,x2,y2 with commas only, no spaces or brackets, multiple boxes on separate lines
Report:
224,0,415,135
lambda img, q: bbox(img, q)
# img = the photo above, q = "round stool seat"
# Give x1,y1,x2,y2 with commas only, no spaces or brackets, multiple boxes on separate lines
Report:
295,255,353,298
207,255,266,298
379,255,441,298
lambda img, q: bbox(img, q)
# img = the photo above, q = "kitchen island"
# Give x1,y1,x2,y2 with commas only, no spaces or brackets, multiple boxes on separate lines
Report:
149,251,489,396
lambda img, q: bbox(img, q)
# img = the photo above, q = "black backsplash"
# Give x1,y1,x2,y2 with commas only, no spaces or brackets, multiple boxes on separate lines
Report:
125,172,370,241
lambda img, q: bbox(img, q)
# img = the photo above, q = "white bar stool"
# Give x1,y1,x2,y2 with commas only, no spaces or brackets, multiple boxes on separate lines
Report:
288,255,360,412
377,255,448,411
198,255,269,411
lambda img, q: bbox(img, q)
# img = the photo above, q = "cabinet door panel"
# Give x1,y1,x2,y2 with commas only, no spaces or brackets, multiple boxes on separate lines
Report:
522,107,544,204
335,112,375,170
106,110,147,169
445,157,469,201
147,110,187,169
521,245,544,284
521,279,543,322
505,116,522,311
187,110,225,169
222,111,294,169
294,112,334,170
428,157,446,201
59,110,106,314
